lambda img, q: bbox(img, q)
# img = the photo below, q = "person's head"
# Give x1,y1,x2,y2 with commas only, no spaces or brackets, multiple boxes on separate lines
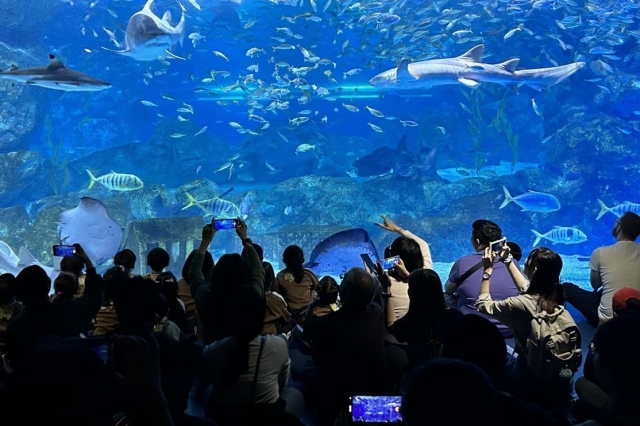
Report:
612,287,640,318
441,314,507,386
591,316,640,414
114,249,137,272
114,276,160,335
53,272,79,299
103,265,130,304
389,237,424,274
317,276,339,305
182,249,214,282
406,269,445,319
242,243,264,261
60,255,84,276
146,247,170,273
212,253,252,290
15,265,51,305
506,241,522,262
282,245,305,282
471,220,502,250
614,212,640,241
401,358,498,426
0,273,17,305
524,247,564,313
339,268,374,311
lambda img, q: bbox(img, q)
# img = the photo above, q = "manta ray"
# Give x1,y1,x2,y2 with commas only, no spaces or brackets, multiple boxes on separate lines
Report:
104,0,186,61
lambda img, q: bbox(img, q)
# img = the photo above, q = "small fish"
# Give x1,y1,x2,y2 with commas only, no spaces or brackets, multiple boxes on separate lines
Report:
617,127,632,135
531,98,543,118
365,105,384,117
289,117,309,126
229,122,243,129
284,205,292,215
504,26,521,40
141,100,157,107
367,122,383,132
295,143,315,154
460,103,472,114
596,199,640,220
277,131,289,143
243,19,257,29
196,165,202,174
214,163,233,173
500,186,560,212
170,133,187,138
86,169,143,191
541,133,555,144
400,120,418,127
212,51,229,61
436,126,446,134
188,0,201,10
342,103,359,112
106,8,117,18
195,126,208,136
178,115,189,122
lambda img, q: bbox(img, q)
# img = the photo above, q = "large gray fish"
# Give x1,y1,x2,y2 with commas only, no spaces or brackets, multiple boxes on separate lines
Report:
0,54,111,92
369,44,584,92
532,227,587,247
86,170,144,191
596,199,640,220
103,0,185,61
56,197,124,264
500,186,560,212
304,228,379,278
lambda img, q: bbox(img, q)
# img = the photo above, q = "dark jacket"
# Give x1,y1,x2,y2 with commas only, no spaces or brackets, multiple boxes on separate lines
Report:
55,267,104,337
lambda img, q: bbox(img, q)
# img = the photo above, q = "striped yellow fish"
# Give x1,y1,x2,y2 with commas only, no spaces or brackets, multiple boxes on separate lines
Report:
86,170,144,191
181,192,240,217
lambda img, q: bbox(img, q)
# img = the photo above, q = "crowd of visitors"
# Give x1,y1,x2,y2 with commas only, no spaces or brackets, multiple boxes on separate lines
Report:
0,212,639,426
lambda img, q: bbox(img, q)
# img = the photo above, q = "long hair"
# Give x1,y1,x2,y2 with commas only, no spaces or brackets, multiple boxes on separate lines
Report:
405,269,446,339
389,237,424,274
524,247,565,314
282,245,305,283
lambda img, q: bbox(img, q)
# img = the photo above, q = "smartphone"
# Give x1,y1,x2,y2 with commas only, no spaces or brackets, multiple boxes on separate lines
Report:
380,256,400,270
68,336,111,365
360,253,377,272
349,395,403,423
52,244,76,257
214,218,236,230
490,237,507,254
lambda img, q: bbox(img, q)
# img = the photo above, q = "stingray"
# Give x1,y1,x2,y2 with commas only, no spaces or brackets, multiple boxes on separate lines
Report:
0,241,58,285
304,228,380,278
56,197,123,264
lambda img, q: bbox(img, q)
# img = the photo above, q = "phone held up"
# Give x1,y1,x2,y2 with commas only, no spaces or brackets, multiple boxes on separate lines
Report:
380,256,400,271
489,237,507,255
213,218,237,230
52,244,76,257
348,395,403,424
360,253,377,272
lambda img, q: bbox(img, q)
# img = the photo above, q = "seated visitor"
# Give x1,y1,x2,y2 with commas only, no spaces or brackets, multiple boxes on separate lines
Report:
563,212,640,327
0,273,22,349
374,215,432,321
58,254,86,298
303,275,340,339
475,246,581,411
93,264,129,336
276,245,318,324
445,219,519,338
114,248,137,278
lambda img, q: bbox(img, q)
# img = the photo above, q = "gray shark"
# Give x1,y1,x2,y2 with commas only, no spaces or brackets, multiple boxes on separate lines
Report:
104,0,185,61
369,44,585,92
0,54,112,91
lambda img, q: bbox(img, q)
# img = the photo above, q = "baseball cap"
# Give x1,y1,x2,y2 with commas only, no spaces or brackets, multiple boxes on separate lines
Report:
612,287,640,313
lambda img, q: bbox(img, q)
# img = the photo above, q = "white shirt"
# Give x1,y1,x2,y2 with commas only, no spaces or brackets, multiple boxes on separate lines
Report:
200,334,290,405
590,241,640,320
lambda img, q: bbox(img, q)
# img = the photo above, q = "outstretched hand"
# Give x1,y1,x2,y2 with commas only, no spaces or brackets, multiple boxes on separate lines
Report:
374,215,401,232
374,261,392,290
235,218,248,240
73,243,92,266
482,247,495,271
201,219,216,243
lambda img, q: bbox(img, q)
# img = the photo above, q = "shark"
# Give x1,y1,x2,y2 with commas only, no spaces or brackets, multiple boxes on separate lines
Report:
0,54,111,91
104,0,186,61
369,44,585,92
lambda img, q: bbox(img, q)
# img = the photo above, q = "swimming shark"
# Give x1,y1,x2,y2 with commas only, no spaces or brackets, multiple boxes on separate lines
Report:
369,44,585,92
103,0,186,61
0,54,112,91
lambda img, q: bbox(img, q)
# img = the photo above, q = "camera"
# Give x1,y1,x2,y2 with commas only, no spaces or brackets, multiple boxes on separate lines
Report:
348,395,402,424
489,237,507,255
52,244,76,257
213,218,237,230
380,256,400,271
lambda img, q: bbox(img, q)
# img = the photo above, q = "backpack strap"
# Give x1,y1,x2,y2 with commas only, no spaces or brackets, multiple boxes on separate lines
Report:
453,260,484,286
250,336,266,402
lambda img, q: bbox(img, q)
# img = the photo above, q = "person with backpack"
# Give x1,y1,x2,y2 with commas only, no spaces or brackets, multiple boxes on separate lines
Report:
475,246,582,412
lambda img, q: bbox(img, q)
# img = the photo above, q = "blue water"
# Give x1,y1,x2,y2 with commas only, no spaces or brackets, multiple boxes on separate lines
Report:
0,0,638,277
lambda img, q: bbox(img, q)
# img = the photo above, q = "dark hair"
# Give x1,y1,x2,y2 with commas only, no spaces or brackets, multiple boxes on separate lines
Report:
401,358,497,426
441,314,507,386
53,272,79,299
221,288,267,387
147,247,170,272
618,212,640,241
0,273,16,305
525,247,565,314
103,265,129,303
15,265,51,305
114,276,160,334
114,249,136,271
618,298,640,318
472,220,502,246
389,237,424,274
339,268,374,311
317,276,339,305
212,253,252,290
405,269,446,339
242,243,264,261
592,316,640,408
60,256,84,275
506,241,522,262
282,245,305,283
263,262,276,292
182,250,214,282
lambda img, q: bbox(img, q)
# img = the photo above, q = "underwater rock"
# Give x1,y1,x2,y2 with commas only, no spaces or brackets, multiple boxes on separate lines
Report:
0,75,46,153
0,205,29,250
0,151,53,207
0,0,54,44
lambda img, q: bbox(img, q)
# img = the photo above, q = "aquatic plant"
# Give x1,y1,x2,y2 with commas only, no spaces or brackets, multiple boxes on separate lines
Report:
489,95,519,170
462,89,488,172
44,117,71,195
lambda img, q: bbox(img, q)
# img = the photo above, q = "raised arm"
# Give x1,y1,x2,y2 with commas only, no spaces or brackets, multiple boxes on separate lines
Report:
499,245,529,293
235,218,265,299
187,219,216,297
375,215,432,268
